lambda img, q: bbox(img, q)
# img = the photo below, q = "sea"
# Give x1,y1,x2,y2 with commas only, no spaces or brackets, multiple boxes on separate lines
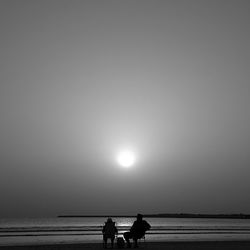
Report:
1,217,250,246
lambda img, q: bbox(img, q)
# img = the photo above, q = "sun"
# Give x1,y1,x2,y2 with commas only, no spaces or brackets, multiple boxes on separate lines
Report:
117,151,136,168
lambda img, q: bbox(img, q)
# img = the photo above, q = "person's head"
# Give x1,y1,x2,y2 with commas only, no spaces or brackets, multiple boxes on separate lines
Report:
136,213,143,221
107,217,113,223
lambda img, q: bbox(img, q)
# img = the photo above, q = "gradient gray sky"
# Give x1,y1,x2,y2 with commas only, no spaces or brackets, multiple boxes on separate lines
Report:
1,0,250,217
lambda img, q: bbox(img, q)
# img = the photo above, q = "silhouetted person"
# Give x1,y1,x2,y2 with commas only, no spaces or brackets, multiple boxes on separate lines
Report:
102,218,118,249
123,214,151,248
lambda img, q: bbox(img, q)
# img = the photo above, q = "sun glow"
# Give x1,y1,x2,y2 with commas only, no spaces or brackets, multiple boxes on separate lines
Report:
117,151,136,168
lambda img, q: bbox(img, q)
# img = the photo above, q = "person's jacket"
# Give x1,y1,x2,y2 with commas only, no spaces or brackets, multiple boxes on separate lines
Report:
102,221,118,238
130,220,151,237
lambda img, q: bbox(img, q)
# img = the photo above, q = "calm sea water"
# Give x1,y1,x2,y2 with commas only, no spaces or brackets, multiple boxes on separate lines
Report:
1,217,250,246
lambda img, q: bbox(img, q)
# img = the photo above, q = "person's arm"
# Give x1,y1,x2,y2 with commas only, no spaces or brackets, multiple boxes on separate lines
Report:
102,224,106,233
130,221,136,233
144,221,151,231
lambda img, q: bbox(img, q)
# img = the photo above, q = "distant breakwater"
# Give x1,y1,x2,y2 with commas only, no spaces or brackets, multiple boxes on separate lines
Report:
58,213,250,219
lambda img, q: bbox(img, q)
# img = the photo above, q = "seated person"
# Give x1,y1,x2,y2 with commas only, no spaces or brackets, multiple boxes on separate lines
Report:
102,218,118,249
123,214,151,248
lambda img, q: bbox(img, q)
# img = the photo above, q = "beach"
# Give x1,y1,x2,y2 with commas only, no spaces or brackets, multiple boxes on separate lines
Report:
1,241,250,250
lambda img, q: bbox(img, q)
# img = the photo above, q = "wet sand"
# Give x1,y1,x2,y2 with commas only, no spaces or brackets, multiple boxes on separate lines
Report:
1,241,250,250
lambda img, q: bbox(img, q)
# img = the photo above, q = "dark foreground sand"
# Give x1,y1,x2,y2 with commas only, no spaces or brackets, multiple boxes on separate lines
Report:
1,241,250,250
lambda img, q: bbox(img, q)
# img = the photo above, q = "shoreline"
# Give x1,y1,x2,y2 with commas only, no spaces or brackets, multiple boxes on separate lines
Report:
1,240,250,249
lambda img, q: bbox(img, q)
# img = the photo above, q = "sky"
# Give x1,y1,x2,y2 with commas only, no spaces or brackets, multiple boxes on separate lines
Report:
0,0,250,217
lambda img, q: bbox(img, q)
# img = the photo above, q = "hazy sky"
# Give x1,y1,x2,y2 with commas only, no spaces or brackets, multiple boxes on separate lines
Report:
1,0,250,217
